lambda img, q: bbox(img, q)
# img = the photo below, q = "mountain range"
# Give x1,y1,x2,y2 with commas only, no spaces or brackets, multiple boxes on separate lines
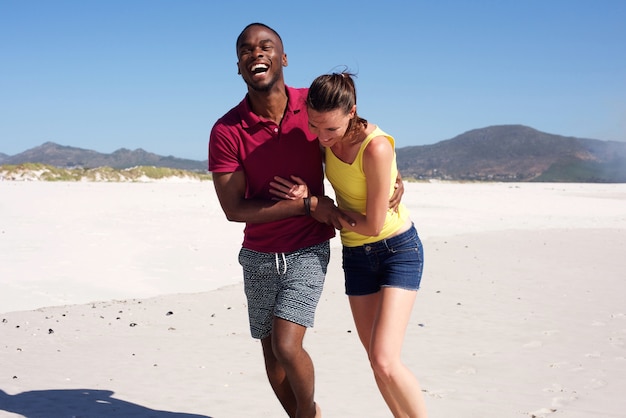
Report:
2,125,625,182
0,143,207,172
396,125,626,182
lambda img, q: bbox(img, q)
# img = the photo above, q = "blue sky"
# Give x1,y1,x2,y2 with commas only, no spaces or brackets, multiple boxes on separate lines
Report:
1,0,625,160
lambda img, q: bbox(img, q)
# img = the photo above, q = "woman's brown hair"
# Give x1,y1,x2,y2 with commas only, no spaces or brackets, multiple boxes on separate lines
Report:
306,72,367,143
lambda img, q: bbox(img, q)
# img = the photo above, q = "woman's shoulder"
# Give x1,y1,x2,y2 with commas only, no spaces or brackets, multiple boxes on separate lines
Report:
363,131,393,160
364,123,378,136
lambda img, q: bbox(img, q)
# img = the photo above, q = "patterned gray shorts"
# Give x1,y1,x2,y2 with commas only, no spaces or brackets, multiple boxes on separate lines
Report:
238,241,330,339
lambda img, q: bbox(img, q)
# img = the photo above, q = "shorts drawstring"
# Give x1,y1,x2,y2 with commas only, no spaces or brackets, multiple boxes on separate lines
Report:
275,252,287,275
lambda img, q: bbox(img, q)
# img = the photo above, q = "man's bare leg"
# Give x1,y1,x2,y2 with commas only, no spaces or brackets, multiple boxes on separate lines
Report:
270,317,320,418
262,335,297,416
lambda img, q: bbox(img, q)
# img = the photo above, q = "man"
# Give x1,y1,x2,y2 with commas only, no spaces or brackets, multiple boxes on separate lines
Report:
208,23,402,417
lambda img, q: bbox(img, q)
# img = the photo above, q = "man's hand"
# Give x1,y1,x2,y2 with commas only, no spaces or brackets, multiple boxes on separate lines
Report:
311,196,356,230
388,173,405,212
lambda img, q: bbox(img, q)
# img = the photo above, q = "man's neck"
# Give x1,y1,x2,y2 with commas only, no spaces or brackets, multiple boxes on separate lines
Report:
247,83,288,125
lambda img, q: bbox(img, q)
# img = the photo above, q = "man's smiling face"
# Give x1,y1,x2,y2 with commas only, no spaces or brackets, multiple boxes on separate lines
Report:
236,25,287,92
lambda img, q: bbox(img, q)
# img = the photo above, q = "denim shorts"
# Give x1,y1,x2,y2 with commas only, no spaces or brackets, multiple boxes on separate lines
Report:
238,241,329,339
342,224,424,296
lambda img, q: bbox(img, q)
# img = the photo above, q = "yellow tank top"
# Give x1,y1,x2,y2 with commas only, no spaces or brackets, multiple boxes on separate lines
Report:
325,126,409,247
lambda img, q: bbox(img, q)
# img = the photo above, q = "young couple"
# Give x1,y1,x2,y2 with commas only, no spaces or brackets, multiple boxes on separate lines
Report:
209,23,428,418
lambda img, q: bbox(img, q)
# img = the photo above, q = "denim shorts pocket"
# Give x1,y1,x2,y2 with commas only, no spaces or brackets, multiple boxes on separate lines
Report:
387,227,422,255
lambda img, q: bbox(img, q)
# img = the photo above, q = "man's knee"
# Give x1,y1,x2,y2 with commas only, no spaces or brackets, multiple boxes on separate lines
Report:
271,320,306,363
273,335,305,363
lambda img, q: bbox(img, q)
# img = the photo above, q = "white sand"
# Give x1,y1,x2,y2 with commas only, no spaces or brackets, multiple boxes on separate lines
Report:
1,181,625,417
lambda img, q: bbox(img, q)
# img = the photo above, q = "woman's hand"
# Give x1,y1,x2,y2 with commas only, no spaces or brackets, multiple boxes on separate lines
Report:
269,175,309,200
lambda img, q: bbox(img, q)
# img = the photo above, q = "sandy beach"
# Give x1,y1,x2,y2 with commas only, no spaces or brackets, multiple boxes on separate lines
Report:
1,181,625,417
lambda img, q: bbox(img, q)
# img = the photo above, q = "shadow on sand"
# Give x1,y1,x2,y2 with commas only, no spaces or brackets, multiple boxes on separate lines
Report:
0,389,212,418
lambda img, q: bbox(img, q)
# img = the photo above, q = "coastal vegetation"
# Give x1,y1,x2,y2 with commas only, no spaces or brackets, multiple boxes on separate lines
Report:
0,163,212,182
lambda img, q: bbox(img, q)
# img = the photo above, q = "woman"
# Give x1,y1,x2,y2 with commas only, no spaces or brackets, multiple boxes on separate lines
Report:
271,72,428,417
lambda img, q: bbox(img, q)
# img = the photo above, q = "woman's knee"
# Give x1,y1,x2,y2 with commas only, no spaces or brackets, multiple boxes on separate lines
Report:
369,352,399,382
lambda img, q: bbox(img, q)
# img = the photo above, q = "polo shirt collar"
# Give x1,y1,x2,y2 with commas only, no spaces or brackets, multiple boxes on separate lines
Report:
238,86,302,129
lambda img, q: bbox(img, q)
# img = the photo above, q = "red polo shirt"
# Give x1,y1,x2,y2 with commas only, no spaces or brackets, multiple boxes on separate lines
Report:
209,86,335,253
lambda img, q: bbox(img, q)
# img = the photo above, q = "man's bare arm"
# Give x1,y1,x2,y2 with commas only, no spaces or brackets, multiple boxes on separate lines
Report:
269,175,356,229
212,171,305,223
308,195,355,229
389,172,405,211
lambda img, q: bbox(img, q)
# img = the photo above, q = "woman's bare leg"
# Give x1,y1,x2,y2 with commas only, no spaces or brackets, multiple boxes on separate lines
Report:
350,289,428,417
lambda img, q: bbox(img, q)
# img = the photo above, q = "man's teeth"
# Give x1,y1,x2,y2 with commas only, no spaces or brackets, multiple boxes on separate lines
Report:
251,64,268,73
